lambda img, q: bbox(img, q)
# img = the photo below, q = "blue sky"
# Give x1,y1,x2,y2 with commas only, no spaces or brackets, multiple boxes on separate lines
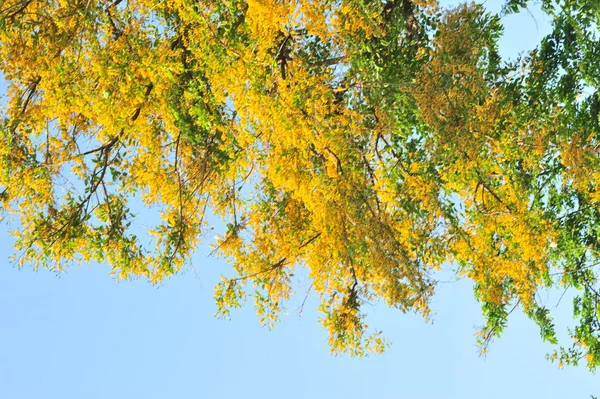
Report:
1,2,599,398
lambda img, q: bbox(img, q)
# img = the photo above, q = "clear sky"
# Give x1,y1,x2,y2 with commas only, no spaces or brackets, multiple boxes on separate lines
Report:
1,2,598,399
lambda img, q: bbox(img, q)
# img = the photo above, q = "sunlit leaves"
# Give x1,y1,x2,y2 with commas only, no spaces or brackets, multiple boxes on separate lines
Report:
1,0,600,365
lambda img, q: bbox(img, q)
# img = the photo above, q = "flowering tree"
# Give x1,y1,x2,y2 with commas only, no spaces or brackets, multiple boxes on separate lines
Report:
1,0,599,366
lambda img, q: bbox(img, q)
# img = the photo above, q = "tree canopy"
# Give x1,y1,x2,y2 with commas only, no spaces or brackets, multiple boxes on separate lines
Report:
1,0,600,367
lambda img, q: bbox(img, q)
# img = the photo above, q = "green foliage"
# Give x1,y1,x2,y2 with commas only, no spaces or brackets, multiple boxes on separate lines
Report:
1,0,600,367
